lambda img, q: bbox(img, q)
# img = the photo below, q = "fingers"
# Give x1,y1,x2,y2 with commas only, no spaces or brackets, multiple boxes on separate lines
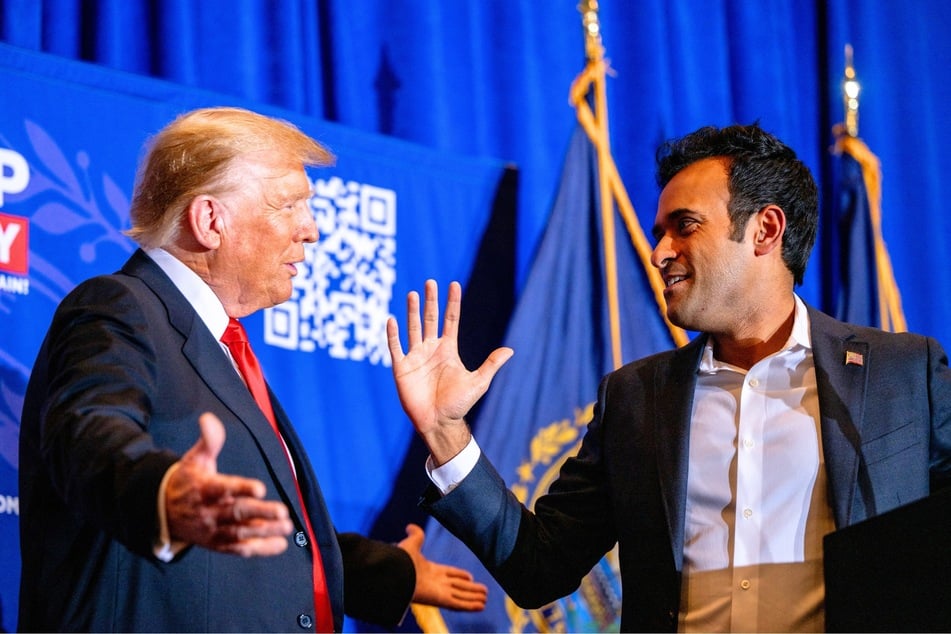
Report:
218,494,290,523
209,503,294,557
445,578,489,611
209,499,294,557
406,289,422,348
386,316,404,364
421,280,461,340
440,281,462,340
393,280,460,356
415,564,489,611
196,470,268,502
216,535,292,558
166,469,294,557
400,280,461,346
422,279,439,341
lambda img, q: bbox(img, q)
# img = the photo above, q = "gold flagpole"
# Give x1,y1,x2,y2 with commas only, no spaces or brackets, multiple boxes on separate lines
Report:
834,44,906,332
579,1,623,369
572,1,688,354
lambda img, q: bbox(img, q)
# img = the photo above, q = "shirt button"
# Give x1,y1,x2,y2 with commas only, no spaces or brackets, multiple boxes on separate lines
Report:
295,531,309,547
749,378,760,387
297,613,314,629
740,579,751,590
743,438,754,449
743,508,753,519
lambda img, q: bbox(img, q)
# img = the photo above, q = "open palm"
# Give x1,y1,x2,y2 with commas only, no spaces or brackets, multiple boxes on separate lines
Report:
387,280,512,463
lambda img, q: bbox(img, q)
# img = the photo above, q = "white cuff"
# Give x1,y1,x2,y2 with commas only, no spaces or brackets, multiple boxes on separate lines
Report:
154,462,188,562
425,435,481,495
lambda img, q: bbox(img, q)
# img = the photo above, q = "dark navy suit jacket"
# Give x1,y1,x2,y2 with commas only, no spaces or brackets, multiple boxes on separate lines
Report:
426,305,951,632
19,249,414,632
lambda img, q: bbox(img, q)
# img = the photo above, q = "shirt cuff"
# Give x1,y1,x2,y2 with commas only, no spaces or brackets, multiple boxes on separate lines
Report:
154,462,188,562
425,435,481,495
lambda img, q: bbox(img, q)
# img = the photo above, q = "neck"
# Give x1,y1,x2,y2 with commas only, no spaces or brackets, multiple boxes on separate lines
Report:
711,295,797,370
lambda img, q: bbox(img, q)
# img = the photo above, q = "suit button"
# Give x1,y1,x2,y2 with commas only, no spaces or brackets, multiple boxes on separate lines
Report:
297,613,313,629
295,531,308,547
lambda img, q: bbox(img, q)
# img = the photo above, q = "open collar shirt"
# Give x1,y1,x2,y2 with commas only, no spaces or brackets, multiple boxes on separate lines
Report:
680,295,835,632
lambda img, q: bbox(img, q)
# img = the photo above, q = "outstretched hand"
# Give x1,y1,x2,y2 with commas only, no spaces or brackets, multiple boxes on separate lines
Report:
164,412,293,557
398,523,488,611
386,280,513,465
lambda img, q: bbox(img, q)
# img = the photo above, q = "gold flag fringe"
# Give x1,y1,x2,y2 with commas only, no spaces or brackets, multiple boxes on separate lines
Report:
833,128,907,332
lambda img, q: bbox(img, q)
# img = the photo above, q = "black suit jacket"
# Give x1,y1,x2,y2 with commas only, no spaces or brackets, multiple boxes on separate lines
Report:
19,249,414,632
425,305,951,632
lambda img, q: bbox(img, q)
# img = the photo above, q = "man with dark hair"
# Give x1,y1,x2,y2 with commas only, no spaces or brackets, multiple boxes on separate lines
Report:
388,123,951,632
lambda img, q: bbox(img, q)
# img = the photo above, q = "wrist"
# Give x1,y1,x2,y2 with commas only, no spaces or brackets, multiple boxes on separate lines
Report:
423,422,471,467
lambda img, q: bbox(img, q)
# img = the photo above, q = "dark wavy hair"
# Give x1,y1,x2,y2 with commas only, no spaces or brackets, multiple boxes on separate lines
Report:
655,123,818,285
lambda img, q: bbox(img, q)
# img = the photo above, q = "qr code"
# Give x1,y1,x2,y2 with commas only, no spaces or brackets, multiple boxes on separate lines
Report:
264,176,396,365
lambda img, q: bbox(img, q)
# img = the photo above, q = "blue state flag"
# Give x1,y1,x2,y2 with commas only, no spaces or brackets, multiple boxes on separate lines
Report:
826,132,905,331
415,123,677,633
829,145,878,326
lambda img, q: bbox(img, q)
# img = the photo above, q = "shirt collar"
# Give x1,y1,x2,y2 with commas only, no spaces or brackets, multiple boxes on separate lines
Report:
698,294,812,374
144,247,230,340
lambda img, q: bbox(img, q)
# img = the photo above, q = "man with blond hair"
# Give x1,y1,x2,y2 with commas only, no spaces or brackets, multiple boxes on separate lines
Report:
19,107,487,632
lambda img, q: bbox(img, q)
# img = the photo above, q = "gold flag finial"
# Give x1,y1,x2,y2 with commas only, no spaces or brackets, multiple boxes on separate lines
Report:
578,0,604,62
843,44,861,137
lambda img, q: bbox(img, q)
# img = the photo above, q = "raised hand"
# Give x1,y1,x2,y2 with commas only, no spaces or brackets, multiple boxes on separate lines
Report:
397,523,488,611
165,412,294,557
386,280,512,464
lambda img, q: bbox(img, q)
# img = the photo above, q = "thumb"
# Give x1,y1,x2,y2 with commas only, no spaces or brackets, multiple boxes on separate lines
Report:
399,523,425,552
182,412,226,471
474,346,515,387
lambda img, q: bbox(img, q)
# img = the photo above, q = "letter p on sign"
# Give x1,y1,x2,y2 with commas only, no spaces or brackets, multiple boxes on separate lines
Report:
0,148,29,207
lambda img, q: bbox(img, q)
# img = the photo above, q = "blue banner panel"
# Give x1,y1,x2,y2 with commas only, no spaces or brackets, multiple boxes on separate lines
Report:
0,42,505,633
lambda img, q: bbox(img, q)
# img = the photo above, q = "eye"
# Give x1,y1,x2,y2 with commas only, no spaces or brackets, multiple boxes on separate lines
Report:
677,217,698,235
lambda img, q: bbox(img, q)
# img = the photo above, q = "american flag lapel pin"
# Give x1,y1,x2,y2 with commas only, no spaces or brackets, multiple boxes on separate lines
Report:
845,350,864,366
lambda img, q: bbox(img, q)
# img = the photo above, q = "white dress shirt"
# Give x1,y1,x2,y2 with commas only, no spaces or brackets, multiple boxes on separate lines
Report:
681,295,834,632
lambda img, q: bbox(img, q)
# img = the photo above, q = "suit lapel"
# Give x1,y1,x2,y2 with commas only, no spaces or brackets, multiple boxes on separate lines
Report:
121,250,309,526
654,336,705,570
808,306,870,527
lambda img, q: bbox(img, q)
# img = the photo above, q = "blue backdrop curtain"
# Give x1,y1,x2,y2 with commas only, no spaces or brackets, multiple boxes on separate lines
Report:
2,1,951,632
3,0,947,342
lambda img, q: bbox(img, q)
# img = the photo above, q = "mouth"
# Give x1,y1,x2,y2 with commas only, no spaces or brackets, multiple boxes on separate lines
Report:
662,272,689,291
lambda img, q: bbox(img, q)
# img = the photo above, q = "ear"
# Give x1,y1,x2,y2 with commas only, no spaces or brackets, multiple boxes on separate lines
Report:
186,195,225,250
752,204,785,256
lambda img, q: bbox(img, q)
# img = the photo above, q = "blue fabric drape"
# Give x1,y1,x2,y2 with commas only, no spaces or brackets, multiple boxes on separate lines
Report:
3,1,948,345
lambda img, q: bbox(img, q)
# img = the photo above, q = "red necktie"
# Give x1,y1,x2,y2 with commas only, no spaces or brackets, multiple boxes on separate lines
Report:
221,318,335,632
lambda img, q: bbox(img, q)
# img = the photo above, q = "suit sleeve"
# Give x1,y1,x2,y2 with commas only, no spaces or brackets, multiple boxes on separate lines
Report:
927,336,951,491
424,375,619,609
339,532,415,625
23,277,179,557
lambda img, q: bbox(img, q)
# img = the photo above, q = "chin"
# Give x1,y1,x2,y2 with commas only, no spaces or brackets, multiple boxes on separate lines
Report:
666,307,698,333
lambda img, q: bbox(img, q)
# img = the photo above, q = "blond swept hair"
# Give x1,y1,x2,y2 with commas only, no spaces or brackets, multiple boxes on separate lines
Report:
125,107,334,248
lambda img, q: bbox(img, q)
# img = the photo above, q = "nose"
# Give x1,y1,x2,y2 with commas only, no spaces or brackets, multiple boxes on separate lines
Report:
650,235,674,270
297,202,318,244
